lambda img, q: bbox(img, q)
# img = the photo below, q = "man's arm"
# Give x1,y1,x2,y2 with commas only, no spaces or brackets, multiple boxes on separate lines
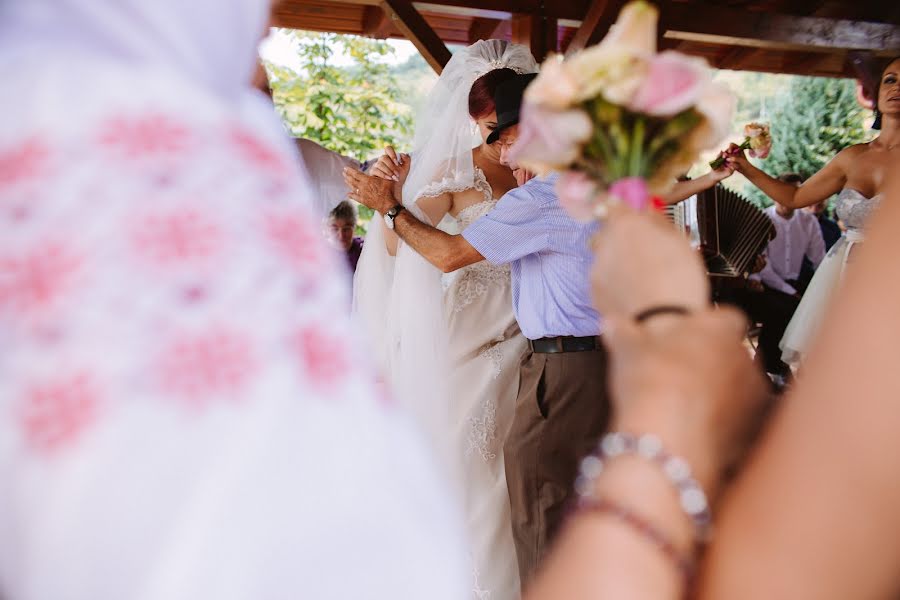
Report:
344,167,484,273
393,210,484,273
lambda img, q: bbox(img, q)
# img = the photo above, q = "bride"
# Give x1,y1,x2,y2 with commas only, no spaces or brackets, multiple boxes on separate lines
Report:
733,56,899,366
352,40,537,599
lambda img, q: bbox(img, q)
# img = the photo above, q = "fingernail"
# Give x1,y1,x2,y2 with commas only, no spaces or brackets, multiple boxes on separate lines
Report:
392,175,399,182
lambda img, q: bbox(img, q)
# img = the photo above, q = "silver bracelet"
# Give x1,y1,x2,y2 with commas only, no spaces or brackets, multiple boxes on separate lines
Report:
574,432,713,541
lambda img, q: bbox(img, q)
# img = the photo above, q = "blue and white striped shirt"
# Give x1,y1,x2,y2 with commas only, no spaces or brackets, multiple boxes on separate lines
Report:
462,174,602,340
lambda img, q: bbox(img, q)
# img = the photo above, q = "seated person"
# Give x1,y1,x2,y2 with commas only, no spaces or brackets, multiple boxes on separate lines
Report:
326,201,365,274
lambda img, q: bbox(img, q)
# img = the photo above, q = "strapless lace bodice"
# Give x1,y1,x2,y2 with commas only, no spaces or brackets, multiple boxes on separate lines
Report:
835,188,881,231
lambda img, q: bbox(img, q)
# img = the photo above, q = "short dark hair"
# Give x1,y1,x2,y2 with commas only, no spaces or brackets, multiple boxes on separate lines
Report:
330,200,357,223
778,173,804,185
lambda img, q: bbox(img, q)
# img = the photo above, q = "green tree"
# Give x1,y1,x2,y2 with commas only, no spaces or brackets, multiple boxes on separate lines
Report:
266,31,415,231
742,76,872,206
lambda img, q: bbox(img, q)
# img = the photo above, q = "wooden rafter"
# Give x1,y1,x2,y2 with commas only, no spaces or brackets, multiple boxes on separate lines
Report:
662,5,900,53
363,5,395,37
380,0,453,73
566,0,628,54
468,17,505,42
511,14,558,63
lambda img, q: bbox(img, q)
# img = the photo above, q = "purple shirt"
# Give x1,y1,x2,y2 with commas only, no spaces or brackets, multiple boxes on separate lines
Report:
462,174,602,340
347,237,364,273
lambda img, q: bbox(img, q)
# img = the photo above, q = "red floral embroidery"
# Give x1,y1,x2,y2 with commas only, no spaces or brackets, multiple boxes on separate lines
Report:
132,209,223,265
229,126,289,175
292,326,350,390
159,328,257,403
21,372,101,453
265,212,324,269
98,115,191,158
0,242,81,314
0,138,49,188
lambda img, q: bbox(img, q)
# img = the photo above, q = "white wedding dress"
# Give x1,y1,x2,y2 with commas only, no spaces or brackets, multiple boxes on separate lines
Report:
781,188,881,365
438,168,527,600
352,40,537,600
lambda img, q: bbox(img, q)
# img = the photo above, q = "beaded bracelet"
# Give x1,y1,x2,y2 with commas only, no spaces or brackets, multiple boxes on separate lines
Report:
576,495,695,584
574,432,713,541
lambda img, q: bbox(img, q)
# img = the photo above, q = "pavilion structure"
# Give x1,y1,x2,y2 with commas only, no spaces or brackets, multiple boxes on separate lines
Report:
272,0,898,88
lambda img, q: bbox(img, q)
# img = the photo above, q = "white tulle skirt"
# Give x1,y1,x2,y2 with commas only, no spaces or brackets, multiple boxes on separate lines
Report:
780,230,862,366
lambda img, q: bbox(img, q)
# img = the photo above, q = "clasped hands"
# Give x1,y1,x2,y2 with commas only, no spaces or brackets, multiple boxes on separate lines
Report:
343,146,412,214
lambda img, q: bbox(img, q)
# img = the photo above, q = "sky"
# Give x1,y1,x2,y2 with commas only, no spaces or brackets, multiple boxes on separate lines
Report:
260,28,420,71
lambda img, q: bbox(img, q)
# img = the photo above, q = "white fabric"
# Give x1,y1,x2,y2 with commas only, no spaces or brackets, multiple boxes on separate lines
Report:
294,138,363,218
753,206,825,296
0,3,466,599
781,189,881,366
441,181,528,600
352,40,537,475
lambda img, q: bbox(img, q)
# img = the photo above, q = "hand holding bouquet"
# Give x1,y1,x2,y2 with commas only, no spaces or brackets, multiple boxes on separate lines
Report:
509,1,736,221
709,122,772,169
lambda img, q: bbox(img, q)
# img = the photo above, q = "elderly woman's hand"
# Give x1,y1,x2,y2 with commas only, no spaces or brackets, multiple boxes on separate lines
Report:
604,308,768,494
591,207,709,321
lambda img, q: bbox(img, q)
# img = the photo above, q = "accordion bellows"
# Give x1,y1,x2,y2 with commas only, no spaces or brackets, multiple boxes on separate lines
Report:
668,185,775,277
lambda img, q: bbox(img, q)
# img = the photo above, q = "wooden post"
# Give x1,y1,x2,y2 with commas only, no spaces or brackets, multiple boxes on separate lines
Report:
381,0,453,73
511,14,558,63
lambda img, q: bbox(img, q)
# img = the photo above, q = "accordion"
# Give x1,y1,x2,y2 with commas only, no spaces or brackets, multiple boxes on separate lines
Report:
666,184,775,277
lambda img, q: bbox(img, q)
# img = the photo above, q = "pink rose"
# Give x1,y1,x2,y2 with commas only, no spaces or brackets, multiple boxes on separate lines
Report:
628,51,710,117
609,177,650,211
556,171,598,222
509,104,593,175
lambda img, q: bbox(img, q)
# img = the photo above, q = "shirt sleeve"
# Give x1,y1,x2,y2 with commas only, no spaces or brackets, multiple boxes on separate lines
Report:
462,184,550,265
805,215,826,268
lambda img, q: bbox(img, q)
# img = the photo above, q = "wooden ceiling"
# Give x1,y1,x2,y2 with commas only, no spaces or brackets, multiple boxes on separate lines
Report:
272,0,899,79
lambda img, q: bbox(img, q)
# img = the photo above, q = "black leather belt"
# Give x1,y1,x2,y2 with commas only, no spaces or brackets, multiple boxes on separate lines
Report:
529,335,602,354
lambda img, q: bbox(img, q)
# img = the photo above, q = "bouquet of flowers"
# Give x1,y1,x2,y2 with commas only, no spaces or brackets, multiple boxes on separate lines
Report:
709,122,773,168
509,0,736,221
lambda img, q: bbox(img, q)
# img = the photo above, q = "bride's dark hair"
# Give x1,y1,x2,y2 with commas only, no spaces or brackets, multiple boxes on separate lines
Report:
872,55,900,131
468,68,518,119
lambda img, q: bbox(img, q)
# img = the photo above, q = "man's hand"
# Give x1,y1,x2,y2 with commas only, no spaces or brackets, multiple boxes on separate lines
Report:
344,167,397,214
368,146,411,198
591,206,709,321
514,168,535,186
708,161,736,184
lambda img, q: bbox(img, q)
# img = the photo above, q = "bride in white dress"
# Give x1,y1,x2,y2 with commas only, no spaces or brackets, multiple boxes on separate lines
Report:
733,56,899,366
352,40,538,599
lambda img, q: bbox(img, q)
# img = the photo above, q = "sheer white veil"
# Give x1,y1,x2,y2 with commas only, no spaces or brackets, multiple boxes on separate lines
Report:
352,40,537,480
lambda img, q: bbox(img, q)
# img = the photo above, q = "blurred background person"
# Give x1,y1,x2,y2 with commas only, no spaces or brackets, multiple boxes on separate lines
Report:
326,200,365,274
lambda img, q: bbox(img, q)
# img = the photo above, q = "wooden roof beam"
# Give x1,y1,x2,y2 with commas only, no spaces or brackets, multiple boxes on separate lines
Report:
381,0,453,73
566,0,627,54
511,14,558,64
468,17,506,43
325,0,589,21
661,5,900,53
363,5,396,38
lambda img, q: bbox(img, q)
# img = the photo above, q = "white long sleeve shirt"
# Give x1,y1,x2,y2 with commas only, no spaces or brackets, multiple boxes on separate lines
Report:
755,206,826,295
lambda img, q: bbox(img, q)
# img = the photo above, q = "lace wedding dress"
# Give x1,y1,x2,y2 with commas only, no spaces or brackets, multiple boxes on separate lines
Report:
438,168,527,600
781,188,881,365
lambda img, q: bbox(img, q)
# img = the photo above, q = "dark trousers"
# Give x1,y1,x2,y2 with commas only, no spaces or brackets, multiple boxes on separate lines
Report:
723,286,800,375
503,346,611,587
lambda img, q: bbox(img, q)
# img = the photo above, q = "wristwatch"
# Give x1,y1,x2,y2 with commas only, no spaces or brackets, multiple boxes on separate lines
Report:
384,204,404,230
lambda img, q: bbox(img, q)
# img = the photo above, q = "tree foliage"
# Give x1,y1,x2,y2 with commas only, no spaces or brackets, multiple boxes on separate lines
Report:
266,31,415,230
742,76,872,206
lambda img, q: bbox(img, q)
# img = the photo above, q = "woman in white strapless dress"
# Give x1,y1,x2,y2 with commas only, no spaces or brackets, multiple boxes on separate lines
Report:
732,56,900,366
352,40,537,600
